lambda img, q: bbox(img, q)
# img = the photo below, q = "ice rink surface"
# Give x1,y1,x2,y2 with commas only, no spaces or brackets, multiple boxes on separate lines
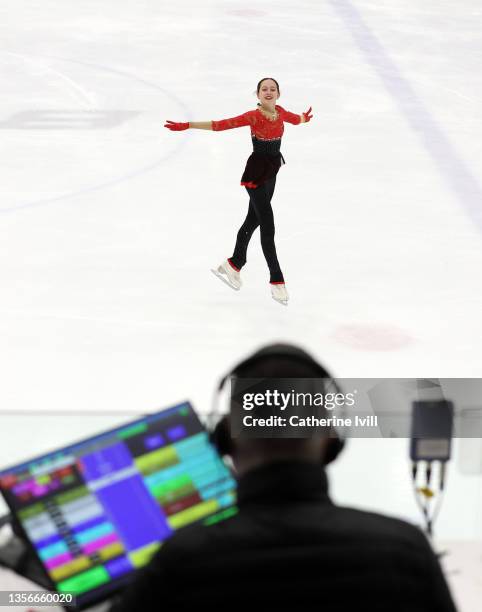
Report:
1,1,481,541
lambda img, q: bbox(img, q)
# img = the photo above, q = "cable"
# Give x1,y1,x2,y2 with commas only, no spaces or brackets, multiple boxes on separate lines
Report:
411,460,448,538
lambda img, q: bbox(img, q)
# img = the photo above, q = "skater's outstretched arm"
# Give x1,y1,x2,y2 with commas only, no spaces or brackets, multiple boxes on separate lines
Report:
277,106,313,125
189,121,213,130
164,120,211,130
164,112,255,132
212,112,255,131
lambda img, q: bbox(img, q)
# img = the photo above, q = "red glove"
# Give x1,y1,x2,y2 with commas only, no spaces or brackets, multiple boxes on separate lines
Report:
302,107,313,122
164,120,189,131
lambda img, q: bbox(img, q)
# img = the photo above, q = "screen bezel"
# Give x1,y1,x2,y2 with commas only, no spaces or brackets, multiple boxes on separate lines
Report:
0,401,223,611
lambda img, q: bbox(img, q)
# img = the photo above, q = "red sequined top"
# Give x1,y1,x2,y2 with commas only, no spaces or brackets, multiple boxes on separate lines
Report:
212,105,302,188
212,105,301,139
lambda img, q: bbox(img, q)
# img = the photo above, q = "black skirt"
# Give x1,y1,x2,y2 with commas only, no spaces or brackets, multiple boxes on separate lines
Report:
240,137,285,189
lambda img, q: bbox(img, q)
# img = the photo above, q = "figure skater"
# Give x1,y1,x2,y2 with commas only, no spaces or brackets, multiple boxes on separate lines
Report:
164,77,312,305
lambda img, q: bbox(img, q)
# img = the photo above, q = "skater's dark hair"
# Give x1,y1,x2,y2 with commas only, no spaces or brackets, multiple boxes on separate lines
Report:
256,77,280,104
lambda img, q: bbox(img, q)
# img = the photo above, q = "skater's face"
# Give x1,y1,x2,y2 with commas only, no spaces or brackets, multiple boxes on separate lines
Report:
257,79,279,106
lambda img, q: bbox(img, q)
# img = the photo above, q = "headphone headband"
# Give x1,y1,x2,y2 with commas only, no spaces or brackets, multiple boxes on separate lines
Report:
218,343,330,391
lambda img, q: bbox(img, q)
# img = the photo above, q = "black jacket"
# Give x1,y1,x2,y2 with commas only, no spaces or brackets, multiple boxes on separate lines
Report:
111,461,457,611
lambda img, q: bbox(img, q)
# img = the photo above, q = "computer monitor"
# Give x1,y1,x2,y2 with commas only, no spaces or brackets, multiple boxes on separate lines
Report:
0,402,236,610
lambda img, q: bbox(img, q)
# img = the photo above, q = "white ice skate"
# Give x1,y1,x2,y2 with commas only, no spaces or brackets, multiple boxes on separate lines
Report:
211,259,242,291
271,283,289,306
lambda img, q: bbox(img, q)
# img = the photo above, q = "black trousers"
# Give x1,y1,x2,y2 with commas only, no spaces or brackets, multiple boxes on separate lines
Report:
229,177,284,283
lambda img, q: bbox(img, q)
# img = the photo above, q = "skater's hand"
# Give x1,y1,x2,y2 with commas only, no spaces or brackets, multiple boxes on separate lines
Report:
302,107,313,123
164,120,189,131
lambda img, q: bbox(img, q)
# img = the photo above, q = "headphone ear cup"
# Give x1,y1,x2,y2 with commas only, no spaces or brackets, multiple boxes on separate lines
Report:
323,438,345,466
210,417,346,464
210,416,232,457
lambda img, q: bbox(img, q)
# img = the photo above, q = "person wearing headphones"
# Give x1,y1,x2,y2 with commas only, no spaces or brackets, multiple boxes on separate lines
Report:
110,344,456,611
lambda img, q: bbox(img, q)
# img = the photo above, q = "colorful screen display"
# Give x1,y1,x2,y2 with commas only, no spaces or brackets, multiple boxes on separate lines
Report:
0,403,236,608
